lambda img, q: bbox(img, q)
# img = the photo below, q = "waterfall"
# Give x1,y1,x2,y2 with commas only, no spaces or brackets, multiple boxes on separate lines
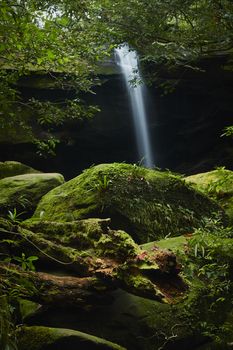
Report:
115,44,154,168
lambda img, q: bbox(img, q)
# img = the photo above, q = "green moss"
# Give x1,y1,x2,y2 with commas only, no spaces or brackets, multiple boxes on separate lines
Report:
22,218,109,237
18,299,40,321
95,229,140,259
33,163,222,243
0,161,40,180
17,326,126,350
142,235,187,253
185,168,233,223
17,227,91,274
17,326,57,350
97,284,226,350
121,273,166,302
0,173,64,217
21,218,140,262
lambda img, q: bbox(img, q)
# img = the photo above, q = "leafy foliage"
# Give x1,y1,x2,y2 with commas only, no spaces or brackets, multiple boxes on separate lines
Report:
1,0,233,152
177,220,233,344
0,0,110,152
97,0,233,65
7,209,25,224
6,253,38,272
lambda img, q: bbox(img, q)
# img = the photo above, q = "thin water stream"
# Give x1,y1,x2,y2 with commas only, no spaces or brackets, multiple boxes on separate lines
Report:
115,44,154,168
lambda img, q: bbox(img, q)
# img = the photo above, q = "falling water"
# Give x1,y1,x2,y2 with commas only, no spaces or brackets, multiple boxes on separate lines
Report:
115,44,154,168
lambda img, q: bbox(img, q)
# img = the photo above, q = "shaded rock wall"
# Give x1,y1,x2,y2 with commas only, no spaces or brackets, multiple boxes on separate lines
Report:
0,54,233,178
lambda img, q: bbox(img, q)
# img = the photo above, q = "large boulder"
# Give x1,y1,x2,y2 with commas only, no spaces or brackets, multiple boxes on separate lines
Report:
0,161,40,180
33,163,223,243
22,232,233,350
22,289,203,350
185,168,233,223
17,326,126,350
0,173,64,217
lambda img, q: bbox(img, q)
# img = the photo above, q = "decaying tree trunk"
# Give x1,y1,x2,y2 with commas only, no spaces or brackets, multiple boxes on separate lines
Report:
0,263,115,307
0,219,187,305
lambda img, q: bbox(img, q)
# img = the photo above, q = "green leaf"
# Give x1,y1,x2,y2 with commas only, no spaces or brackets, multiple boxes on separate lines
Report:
27,256,39,261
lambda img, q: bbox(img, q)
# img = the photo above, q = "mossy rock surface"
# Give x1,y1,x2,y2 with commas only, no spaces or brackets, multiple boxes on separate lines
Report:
0,161,40,180
143,233,233,266
21,218,140,264
185,168,233,223
0,173,64,217
18,299,41,322
23,232,233,350
33,163,222,243
23,289,203,350
15,230,233,350
17,326,126,350
142,235,188,253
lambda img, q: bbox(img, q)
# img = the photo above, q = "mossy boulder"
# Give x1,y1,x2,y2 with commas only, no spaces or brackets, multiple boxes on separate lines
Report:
11,218,233,350
23,231,233,350
17,326,126,350
0,161,40,180
33,163,223,243
185,168,233,223
0,173,64,217
23,289,204,350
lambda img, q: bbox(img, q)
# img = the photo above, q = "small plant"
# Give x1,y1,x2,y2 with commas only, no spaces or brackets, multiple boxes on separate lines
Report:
204,166,231,200
221,126,233,138
34,137,60,158
17,195,31,209
7,253,38,271
7,209,25,224
96,175,111,193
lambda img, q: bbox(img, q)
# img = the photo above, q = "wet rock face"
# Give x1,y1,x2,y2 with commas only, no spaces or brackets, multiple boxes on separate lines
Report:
0,73,138,179
143,53,233,174
150,83,233,175
1,53,233,179
32,163,223,243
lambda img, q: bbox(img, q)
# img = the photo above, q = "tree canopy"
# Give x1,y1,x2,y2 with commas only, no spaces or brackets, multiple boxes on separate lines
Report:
1,0,233,152
98,0,233,64
0,0,114,153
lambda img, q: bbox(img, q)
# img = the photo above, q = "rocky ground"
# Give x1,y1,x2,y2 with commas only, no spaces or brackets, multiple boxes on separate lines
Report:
1,161,233,350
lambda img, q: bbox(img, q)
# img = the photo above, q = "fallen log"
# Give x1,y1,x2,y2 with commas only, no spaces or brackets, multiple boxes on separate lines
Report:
0,219,187,304
0,263,115,307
